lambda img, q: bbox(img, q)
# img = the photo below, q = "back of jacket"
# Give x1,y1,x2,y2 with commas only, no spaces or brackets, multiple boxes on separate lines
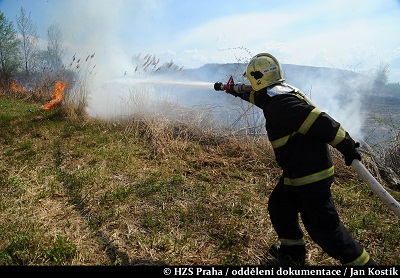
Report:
228,83,354,191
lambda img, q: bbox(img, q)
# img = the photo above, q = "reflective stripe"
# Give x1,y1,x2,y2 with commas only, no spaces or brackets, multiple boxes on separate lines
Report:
329,124,346,147
271,108,321,149
284,166,334,186
249,91,255,104
271,132,297,149
298,107,320,135
295,94,305,102
343,249,370,266
279,237,305,246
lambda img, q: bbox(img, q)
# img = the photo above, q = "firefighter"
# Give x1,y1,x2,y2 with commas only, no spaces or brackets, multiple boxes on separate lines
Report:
224,53,376,266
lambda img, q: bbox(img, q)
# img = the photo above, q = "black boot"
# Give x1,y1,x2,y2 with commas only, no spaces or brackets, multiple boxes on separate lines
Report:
268,243,306,266
364,257,377,266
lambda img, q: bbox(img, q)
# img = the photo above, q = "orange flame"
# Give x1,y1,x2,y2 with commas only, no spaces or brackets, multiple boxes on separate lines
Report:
11,81,27,92
41,81,67,110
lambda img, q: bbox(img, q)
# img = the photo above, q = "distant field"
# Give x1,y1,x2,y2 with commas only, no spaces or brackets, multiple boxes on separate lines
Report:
362,95,400,147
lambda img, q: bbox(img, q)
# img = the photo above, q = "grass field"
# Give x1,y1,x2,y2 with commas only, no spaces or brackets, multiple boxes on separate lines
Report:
0,94,399,266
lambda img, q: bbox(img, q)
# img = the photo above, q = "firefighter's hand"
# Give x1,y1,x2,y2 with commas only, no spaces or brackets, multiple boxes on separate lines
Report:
227,83,244,94
344,142,361,166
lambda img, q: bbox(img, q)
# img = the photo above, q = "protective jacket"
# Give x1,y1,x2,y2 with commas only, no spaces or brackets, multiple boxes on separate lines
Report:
228,83,358,192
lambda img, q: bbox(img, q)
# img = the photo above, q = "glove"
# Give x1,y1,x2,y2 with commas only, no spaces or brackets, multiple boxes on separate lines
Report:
226,83,243,94
344,142,361,166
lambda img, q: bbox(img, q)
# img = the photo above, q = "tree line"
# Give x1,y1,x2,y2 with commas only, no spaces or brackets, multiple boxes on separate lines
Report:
0,8,66,92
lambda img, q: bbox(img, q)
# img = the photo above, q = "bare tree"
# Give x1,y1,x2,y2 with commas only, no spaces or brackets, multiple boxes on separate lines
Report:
47,22,65,72
372,62,389,97
16,7,38,76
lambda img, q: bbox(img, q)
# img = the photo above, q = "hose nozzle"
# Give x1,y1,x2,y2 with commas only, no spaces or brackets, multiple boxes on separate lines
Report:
214,75,253,93
213,82,253,93
214,82,224,91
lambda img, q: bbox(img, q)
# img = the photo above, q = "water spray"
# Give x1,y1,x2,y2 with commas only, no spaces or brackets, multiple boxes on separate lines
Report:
133,78,214,89
214,76,400,218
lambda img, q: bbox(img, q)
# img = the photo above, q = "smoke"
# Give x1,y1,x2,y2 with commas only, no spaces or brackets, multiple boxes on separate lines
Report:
48,0,169,118
56,0,160,78
295,74,368,142
43,0,374,143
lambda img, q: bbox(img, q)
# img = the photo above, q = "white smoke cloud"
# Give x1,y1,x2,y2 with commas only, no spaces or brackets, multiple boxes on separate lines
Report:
46,0,165,118
297,76,367,142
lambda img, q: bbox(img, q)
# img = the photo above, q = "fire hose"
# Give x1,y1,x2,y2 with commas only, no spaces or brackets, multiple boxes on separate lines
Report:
214,78,400,218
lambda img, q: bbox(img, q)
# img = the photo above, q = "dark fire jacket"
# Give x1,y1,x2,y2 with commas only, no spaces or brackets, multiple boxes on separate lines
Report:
228,83,358,192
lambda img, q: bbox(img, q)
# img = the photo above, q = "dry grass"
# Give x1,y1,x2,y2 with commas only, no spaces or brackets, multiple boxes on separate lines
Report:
0,95,399,266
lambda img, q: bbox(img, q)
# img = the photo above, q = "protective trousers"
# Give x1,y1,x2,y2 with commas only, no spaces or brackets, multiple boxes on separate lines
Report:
267,179,370,265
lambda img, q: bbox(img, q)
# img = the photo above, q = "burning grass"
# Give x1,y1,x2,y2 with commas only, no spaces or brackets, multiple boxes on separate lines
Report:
41,81,67,110
0,95,399,266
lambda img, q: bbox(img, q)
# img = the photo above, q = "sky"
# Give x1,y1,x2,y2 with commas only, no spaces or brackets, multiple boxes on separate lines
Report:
1,0,400,82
